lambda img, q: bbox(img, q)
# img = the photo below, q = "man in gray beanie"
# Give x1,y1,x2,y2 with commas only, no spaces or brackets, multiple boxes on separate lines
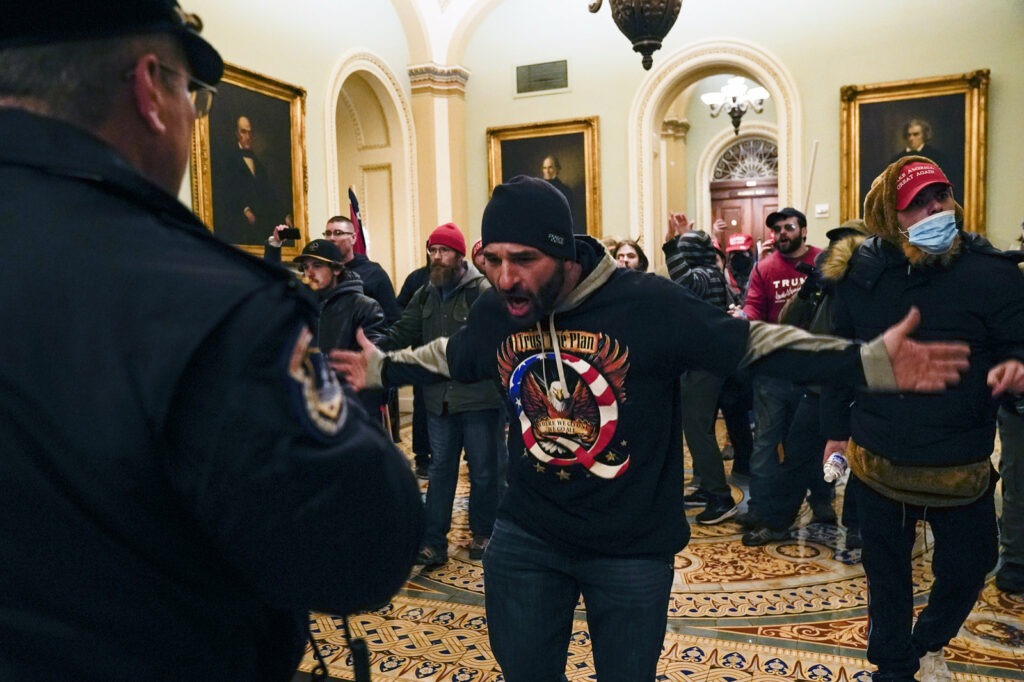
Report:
332,174,980,681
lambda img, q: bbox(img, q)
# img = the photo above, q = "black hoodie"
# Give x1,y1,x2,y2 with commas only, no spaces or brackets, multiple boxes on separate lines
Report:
419,236,870,556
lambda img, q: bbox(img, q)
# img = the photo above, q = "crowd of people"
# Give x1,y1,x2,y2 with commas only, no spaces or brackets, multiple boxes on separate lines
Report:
3,3,1022,681
595,175,1024,682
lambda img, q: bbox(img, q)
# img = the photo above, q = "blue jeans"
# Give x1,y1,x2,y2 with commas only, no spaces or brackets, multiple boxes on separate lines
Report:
760,392,833,529
424,409,500,550
748,375,802,515
483,519,674,682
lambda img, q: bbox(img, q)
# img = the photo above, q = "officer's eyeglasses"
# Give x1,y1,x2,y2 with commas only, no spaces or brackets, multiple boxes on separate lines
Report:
324,229,355,238
157,62,217,117
770,223,801,233
124,60,217,118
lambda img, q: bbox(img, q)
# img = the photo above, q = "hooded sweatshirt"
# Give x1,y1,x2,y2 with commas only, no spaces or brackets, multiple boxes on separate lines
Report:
315,269,386,353
380,236,872,557
662,229,730,309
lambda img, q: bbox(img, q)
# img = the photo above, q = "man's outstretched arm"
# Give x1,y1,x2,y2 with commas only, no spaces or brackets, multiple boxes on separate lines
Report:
329,328,450,391
744,306,970,393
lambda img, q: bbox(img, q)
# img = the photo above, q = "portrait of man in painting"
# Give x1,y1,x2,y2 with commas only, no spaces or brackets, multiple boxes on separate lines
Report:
858,93,965,211
500,132,588,235
208,81,295,246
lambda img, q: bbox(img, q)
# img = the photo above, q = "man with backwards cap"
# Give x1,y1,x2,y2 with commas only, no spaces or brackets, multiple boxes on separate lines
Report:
331,172,985,680
820,158,1024,682
0,2,422,679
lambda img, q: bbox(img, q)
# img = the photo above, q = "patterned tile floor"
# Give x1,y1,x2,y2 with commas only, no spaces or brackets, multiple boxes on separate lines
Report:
297,422,1024,681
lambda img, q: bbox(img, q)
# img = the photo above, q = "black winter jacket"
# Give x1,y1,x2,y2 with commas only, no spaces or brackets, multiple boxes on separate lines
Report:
316,270,388,418
821,233,1024,466
315,269,387,353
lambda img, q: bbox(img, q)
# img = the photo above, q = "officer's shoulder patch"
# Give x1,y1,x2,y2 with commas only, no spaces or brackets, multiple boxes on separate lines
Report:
286,325,347,439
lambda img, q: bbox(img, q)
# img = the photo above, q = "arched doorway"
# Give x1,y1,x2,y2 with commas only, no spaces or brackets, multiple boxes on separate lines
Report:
628,38,802,257
325,51,419,284
709,137,779,246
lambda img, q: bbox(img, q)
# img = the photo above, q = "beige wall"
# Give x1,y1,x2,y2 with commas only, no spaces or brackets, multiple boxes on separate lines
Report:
463,0,1024,249
181,0,1024,289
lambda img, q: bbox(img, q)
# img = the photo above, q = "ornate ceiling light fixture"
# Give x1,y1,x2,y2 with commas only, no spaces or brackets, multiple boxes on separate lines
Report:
700,77,770,135
588,0,683,71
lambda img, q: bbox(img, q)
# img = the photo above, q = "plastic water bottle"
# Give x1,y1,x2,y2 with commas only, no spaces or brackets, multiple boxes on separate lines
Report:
823,452,849,484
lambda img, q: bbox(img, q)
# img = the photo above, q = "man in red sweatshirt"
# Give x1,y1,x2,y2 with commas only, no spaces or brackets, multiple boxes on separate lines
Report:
737,208,835,536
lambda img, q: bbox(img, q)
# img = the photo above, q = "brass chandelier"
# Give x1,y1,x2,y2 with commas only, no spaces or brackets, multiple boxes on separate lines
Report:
588,0,683,71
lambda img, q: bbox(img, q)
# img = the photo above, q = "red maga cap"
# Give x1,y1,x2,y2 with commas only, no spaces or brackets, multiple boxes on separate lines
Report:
726,232,754,253
895,162,952,211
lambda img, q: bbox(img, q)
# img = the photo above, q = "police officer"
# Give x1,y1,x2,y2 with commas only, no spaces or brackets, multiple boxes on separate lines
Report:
0,2,422,679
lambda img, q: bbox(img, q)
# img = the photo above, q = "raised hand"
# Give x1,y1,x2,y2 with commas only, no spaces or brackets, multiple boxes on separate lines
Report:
665,212,690,242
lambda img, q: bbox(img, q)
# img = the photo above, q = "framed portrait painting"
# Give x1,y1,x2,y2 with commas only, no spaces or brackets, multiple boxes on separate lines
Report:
487,116,601,237
840,69,988,233
190,64,308,256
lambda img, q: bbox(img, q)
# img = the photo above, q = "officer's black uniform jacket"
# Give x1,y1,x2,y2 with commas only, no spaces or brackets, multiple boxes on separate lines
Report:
0,110,422,680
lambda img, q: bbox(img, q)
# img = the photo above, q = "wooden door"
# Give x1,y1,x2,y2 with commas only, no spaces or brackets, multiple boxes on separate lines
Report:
710,179,779,246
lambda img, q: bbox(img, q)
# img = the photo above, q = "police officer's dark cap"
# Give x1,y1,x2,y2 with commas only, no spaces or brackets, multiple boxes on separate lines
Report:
0,0,224,85
294,240,344,266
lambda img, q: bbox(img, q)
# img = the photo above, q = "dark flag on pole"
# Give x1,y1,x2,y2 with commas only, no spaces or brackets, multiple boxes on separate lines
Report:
348,186,368,255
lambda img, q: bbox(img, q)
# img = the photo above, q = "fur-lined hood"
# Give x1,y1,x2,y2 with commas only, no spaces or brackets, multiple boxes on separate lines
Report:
864,155,965,268
820,234,868,282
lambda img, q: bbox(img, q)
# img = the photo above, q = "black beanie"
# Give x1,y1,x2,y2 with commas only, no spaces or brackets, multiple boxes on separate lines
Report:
481,175,575,260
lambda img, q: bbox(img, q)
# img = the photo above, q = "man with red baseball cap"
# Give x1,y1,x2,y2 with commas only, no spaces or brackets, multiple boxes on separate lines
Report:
724,232,756,299
821,156,1024,682
894,161,953,210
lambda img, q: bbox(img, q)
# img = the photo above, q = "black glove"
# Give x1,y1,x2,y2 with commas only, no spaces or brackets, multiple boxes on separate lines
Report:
796,266,823,300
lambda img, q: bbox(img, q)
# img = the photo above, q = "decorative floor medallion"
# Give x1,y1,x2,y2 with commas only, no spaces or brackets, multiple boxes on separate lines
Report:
298,423,1024,681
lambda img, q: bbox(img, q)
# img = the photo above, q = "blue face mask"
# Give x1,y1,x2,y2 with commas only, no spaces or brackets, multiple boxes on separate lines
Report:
904,209,957,254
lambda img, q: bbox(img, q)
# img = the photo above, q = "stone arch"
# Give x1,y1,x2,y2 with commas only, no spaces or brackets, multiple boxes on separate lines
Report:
628,38,801,252
324,50,420,282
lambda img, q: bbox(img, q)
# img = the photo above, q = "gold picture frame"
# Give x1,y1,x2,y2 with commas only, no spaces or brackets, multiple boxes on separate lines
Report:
840,70,988,233
190,64,308,257
487,116,602,237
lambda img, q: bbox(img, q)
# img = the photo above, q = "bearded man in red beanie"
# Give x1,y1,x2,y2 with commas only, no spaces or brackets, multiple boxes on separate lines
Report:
378,222,505,566
821,158,1024,682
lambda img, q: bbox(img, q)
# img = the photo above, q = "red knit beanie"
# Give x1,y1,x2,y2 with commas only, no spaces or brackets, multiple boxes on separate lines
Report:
427,222,466,256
